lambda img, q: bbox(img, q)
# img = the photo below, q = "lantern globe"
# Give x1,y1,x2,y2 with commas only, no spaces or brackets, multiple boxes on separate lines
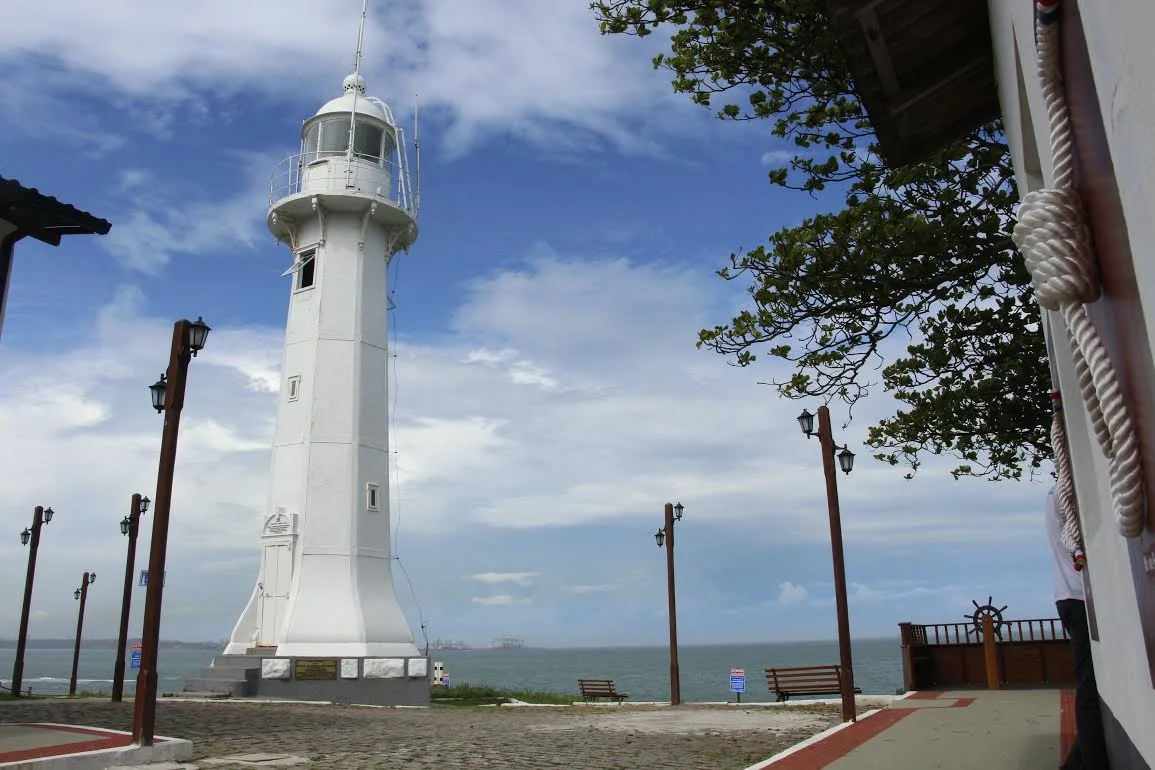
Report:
797,409,815,436
140,496,151,513
43,507,54,523
149,374,168,413
20,528,30,546
74,588,81,600
655,528,665,548
187,317,211,356
673,502,684,520
120,516,131,536
837,446,856,475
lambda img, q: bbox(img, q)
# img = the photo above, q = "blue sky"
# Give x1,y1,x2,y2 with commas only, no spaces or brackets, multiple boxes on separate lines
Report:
0,0,1056,650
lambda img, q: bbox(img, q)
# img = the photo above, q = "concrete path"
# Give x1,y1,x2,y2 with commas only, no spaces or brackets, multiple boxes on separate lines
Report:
753,689,1073,769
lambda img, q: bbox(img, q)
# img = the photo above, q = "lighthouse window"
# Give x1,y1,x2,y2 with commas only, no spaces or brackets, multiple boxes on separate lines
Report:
354,122,384,163
293,249,316,290
286,375,301,402
366,483,381,512
318,117,351,157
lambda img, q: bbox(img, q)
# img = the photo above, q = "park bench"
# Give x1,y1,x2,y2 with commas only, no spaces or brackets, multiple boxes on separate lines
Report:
578,679,628,703
765,665,861,702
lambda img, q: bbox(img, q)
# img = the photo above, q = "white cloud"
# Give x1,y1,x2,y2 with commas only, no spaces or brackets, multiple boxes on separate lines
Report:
565,584,617,595
471,595,532,606
775,581,809,606
100,151,279,273
469,572,539,587
0,0,683,155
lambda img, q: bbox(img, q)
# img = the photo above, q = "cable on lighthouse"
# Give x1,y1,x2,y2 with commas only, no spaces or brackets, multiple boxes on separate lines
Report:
385,251,429,652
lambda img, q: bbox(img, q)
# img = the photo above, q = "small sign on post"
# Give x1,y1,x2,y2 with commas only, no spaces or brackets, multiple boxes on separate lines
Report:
729,668,746,703
138,570,167,587
130,643,142,671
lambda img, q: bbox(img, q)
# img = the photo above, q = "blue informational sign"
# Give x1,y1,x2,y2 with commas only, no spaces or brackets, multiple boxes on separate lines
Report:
729,668,746,693
443,678,451,687
138,570,167,587
131,643,142,670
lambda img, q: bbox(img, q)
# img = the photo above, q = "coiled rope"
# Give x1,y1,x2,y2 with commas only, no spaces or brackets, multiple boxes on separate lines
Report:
1013,0,1145,539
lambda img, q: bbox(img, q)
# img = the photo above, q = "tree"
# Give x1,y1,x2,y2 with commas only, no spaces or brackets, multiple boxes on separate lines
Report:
593,0,1050,480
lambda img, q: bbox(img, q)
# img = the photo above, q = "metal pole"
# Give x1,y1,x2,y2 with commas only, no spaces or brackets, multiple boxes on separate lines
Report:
112,494,142,703
664,502,681,706
70,572,91,697
11,506,45,697
818,405,856,722
132,321,191,746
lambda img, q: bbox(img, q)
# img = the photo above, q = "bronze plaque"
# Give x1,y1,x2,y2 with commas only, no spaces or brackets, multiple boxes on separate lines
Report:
294,659,338,681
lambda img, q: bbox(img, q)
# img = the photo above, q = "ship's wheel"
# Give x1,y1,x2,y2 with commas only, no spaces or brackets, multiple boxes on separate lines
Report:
964,596,1007,640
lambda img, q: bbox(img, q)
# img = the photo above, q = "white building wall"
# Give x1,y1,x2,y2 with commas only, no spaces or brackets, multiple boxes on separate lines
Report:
989,0,1155,763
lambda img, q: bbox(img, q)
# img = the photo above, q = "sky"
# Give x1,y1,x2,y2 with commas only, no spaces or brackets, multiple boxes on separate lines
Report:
0,0,1058,651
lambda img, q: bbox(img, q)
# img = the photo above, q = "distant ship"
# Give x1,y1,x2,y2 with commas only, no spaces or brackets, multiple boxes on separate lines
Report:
428,639,470,651
490,634,526,650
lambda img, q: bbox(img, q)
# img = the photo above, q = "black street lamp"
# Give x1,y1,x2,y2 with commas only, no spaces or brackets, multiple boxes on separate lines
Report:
70,571,96,696
112,493,150,702
798,405,857,722
654,501,685,706
11,505,54,697
133,317,210,746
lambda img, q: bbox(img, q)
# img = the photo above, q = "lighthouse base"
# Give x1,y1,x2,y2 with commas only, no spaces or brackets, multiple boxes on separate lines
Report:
184,651,431,707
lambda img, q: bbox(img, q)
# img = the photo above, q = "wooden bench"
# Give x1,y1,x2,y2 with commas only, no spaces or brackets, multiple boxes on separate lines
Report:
578,679,628,702
765,665,861,702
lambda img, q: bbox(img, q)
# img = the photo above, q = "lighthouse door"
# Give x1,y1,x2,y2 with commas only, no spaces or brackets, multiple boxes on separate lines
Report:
258,544,292,645
256,511,296,647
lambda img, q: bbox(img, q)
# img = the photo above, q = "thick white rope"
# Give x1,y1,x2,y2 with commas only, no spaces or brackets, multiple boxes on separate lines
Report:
1050,395,1084,556
1013,0,1146,539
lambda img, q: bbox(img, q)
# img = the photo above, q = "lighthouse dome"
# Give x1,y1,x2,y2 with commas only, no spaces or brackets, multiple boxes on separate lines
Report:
313,72,396,127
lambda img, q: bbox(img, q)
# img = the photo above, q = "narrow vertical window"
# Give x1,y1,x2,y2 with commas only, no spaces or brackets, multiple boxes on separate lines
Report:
296,249,316,290
366,483,380,512
287,375,301,402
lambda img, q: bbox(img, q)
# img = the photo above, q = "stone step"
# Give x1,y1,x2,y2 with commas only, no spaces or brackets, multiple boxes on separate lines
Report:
183,677,252,697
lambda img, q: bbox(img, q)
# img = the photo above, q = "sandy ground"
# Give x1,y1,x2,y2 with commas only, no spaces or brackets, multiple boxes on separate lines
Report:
0,698,845,769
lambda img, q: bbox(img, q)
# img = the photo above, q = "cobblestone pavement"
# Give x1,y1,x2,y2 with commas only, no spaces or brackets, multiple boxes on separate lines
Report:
0,699,843,769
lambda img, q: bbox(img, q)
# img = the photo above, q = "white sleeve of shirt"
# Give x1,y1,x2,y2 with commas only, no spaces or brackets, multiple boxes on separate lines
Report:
1046,486,1084,602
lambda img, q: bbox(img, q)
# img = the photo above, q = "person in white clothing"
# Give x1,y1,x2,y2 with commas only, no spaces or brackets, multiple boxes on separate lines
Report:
1046,485,1109,769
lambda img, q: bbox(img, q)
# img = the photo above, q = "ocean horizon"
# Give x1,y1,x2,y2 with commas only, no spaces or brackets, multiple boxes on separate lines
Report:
1,638,903,701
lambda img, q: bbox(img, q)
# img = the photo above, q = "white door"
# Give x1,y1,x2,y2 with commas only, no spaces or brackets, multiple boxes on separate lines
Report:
257,544,292,646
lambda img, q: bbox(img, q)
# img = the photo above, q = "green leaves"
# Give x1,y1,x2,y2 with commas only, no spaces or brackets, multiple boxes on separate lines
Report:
593,0,1050,479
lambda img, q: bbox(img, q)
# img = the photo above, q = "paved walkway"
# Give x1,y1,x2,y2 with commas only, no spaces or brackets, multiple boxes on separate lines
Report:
753,689,1074,769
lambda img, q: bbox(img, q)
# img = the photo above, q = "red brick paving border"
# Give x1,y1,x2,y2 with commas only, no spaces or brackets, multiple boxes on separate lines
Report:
759,709,913,769
0,723,142,764
1059,689,1076,763
904,690,942,700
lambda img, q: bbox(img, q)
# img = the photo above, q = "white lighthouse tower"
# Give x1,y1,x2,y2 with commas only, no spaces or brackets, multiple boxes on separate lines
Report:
204,3,428,705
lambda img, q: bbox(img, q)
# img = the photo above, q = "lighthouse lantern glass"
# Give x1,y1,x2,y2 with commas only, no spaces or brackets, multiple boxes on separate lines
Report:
319,116,351,157
302,123,319,163
353,122,384,163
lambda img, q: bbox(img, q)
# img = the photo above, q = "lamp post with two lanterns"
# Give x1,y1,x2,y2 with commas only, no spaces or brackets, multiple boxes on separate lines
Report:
112,493,150,703
796,405,857,723
132,316,210,746
11,505,54,697
69,571,96,696
654,502,685,706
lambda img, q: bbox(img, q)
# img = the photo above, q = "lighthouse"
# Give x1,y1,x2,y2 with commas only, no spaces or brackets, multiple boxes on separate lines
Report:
194,5,428,706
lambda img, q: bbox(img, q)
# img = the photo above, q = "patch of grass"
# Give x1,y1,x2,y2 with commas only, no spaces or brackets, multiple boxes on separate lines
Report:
430,681,574,706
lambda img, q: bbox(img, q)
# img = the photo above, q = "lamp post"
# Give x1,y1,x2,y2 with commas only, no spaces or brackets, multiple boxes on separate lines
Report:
112,493,150,703
654,501,685,706
11,505,54,697
797,406,857,723
132,317,210,746
70,571,96,697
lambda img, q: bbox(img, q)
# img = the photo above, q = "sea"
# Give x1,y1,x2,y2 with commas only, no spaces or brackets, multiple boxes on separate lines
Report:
0,638,902,702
